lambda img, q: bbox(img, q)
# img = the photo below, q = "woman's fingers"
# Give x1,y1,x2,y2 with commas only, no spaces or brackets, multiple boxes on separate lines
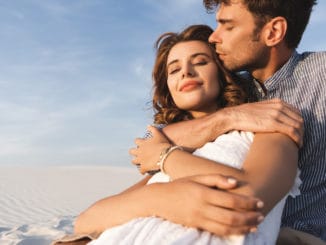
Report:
201,204,263,228
196,215,259,236
187,174,264,211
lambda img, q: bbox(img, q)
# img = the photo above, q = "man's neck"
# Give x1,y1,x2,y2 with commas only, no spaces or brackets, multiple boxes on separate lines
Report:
252,46,293,83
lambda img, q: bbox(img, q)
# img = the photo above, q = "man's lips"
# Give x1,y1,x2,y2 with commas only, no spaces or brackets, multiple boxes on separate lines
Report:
215,47,224,54
217,53,227,61
179,81,203,92
216,50,226,57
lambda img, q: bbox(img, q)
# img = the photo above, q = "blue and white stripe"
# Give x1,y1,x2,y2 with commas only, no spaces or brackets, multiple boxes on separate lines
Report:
253,51,326,240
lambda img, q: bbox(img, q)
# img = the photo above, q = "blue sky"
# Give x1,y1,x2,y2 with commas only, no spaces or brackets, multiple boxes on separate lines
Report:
0,1,325,167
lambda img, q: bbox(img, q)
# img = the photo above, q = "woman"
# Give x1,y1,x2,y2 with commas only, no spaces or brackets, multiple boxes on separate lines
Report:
69,25,299,245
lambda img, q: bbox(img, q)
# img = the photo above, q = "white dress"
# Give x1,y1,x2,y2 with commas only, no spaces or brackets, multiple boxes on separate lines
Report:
88,131,301,245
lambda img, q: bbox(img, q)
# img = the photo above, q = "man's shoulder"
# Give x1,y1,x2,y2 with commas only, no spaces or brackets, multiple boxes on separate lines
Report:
293,51,326,73
299,51,326,62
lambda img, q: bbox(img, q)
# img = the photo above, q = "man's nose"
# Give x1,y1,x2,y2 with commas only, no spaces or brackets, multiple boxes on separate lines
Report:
209,28,222,44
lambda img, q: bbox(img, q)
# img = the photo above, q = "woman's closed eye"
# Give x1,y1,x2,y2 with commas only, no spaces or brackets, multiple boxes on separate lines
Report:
194,60,208,66
192,54,210,66
168,66,181,75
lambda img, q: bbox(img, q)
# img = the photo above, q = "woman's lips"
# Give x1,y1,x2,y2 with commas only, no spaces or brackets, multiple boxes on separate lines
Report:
180,81,203,92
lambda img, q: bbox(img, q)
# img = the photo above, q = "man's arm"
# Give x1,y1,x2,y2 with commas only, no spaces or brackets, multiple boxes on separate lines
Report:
162,99,303,150
132,129,298,215
163,133,298,215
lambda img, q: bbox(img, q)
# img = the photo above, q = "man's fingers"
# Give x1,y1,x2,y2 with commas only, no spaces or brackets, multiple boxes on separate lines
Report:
258,99,303,123
265,99,303,124
243,99,304,146
275,120,303,147
269,111,303,146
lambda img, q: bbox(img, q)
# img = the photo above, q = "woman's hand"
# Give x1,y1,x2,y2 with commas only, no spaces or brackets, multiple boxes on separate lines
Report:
152,174,264,236
129,126,172,174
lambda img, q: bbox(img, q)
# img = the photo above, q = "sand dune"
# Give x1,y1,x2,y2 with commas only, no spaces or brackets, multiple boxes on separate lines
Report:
0,166,141,245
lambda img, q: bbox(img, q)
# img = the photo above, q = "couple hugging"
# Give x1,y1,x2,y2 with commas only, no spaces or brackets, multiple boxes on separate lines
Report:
54,1,326,244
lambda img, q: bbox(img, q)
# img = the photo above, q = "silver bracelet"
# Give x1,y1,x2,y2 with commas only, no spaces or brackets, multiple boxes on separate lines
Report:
156,145,183,174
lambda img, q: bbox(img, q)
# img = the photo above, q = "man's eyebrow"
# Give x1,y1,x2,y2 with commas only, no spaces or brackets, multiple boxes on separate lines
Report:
217,18,233,24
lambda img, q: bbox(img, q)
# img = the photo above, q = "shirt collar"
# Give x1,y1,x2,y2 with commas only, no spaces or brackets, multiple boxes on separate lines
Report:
263,50,300,90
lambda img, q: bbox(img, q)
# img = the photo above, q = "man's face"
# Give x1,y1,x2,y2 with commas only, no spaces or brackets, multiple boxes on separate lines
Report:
209,1,269,73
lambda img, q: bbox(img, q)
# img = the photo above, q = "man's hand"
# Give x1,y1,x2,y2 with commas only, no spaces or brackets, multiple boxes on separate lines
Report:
160,99,303,150
152,174,264,236
225,99,304,146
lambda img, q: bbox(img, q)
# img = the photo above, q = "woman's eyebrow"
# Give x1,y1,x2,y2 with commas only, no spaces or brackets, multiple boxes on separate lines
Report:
167,59,179,68
190,52,211,59
167,52,211,68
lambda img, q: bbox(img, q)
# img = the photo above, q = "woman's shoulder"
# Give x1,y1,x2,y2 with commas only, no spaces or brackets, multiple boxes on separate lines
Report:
215,130,254,143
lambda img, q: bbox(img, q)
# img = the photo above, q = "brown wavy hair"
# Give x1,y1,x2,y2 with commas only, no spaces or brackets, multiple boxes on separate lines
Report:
152,24,249,124
203,0,317,49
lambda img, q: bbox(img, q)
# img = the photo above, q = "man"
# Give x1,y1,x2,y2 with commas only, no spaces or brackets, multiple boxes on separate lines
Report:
160,0,325,243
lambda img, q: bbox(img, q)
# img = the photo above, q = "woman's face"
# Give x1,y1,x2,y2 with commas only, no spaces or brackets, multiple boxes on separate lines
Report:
166,40,220,118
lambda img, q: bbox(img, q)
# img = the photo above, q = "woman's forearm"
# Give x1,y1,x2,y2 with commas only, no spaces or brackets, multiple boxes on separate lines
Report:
164,149,245,181
75,176,265,238
74,177,153,236
163,150,257,201
162,133,298,215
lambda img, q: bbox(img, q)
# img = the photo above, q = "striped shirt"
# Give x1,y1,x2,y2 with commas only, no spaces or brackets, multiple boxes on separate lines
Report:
253,51,326,240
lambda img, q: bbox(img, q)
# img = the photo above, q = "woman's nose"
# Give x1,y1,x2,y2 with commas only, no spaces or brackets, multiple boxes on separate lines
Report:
181,63,195,78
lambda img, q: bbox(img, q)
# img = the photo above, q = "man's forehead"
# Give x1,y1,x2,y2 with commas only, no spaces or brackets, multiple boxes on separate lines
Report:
223,0,244,5
216,1,248,20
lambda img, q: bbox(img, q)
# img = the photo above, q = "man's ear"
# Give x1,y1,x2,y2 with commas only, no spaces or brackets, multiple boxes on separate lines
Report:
262,16,287,47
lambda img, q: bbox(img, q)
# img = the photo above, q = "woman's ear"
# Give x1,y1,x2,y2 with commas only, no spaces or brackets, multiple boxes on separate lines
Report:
262,16,287,47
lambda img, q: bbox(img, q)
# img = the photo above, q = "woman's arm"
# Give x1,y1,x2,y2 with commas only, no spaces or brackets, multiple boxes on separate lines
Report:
133,129,298,215
74,174,263,237
74,176,151,237
164,133,298,214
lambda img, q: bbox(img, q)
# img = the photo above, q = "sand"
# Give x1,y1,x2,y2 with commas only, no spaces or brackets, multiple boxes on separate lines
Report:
0,165,141,245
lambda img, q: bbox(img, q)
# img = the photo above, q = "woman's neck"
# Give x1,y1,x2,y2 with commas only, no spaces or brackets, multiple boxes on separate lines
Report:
190,107,219,119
